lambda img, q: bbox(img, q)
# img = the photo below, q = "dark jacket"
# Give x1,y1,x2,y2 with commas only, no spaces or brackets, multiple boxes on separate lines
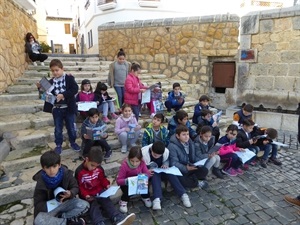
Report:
32,165,79,218
25,41,41,55
43,74,78,114
194,135,215,159
167,116,197,142
81,117,106,139
94,91,112,105
168,134,201,174
192,103,209,124
233,109,252,124
166,91,184,106
236,129,252,148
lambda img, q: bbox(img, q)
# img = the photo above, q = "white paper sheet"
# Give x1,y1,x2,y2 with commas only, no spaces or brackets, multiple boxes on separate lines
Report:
235,148,256,164
153,166,182,176
272,141,289,147
77,101,97,111
193,158,208,166
141,89,151,104
98,186,120,198
46,199,60,212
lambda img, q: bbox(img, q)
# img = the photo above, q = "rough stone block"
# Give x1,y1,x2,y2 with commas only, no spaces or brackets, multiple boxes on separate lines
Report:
288,63,300,77
292,16,300,30
240,35,251,49
240,15,259,35
255,76,274,90
274,77,296,91
0,183,34,206
260,19,273,33
249,64,269,76
281,51,300,63
279,7,296,18
0,139,10,163
268,64,288,76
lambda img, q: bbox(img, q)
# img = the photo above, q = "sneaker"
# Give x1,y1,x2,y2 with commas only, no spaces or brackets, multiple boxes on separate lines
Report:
104,150,112,159
222,168,238,177
33,61,37,66
250,161,257,166
260,159,268,168
142,198,152,208
198,180,209,190
54,145,62,154
152,198,161,210
119,200,128,213
121,145,127,153
150,113,155,118
284,195,300,207
67,218,86,225
71,142,81,152
212,167,224,179
41,62,45,66
111,113,119,119
269,157,282,166
181,193,192,208
242,164,249,170
102,116,110,123
234,168,244,175
113,213,136,225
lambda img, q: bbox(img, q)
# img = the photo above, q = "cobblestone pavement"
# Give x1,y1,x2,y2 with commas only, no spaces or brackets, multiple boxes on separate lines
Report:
1,141,299,225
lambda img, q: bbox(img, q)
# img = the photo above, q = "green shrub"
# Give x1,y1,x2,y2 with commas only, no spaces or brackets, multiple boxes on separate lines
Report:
40,42,51,53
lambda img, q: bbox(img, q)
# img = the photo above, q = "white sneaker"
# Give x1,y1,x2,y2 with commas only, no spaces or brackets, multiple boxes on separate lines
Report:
150,113,155,118
181,193,192,208
40,62,45,66
142,198,152,208
33,62,37,66
152,198,161,210
121,145,127,153
119,200,128,213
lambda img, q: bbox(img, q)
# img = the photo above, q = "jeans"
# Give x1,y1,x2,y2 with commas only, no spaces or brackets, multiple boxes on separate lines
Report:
89,198,119,224
98,101,116,117
52,108,77,146
114,86,124,107
29,53,48,62
118,131,140,147
82,138,111,156
34,198,89,225
131,105,140,122
120,185,150,202
259,143,278,160
220,153,242,170
152,173,186,199
164,100,184,112
204,155,220,170
178,166,208,188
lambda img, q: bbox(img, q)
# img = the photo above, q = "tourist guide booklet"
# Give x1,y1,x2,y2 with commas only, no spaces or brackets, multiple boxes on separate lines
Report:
235,148,256,164
46,187,66,212
96,186,120,198
128,174,148,196
77,101,97,111
86,124,107,140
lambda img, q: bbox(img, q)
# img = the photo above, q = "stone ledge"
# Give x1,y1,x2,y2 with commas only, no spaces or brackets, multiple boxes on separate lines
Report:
245,5,300,20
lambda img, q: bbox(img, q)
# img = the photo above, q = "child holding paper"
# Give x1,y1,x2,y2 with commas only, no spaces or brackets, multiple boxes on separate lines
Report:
194,126,224,179
75,146,136,225
33,151,89,225
141,141,191,210
147,82,163,118
116,146,151,213
164,82,185,116
115,104,141,153
81,108,112,159
76,79,95,119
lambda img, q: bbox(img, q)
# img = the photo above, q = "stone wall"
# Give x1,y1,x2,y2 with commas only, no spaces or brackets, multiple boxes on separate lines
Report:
98,15,239,98
0,0,37,92
237,6,300,111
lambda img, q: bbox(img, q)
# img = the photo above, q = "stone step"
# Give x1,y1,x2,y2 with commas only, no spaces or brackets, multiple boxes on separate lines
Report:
7,84,36,94
46,56,101,62
27,65,108,71
24,70,109,78
0,101,44,116
0,93,38,103
43,61,107,66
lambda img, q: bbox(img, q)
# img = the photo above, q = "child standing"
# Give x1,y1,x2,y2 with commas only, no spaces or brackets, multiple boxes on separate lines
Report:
115,104,141,153
75,146,136,225
108,48,131,107
33,151,89,225
81,108,112,159
142,113,169,147
116,146,152,213
194,126,224,179
217,125,244,176
168,125,209,189
94,82,118,123
147,82,163,118
192,95,210,124
141,141,191,210
76,79,95,119
164,83,185,115
39,59,80,154
124,63,148,121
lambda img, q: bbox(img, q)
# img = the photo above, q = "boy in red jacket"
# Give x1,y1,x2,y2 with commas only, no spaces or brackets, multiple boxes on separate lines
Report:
75,146,135,225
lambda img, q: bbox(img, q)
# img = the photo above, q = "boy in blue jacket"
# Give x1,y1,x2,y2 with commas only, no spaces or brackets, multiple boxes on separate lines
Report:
164,83,184,115
192,95,210,124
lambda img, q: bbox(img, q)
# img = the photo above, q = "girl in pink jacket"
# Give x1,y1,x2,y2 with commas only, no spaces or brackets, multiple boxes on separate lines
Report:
124,63,147,121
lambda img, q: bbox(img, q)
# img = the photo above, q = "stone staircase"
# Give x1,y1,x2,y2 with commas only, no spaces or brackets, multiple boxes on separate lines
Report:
0,55,232,209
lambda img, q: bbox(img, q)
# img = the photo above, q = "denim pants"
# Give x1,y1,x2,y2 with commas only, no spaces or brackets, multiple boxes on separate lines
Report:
131,105,140,122
178,166,208,188
118,131,140,147
52,108,77,146
152,173,186,199
34,198,89,225
89,198,119,224
120,185,150,202
164,100,184,112
259,143,278,160
220,153,242,170
114,86,124,107
98,101,116,117
82,138,111,156
204,155,220,170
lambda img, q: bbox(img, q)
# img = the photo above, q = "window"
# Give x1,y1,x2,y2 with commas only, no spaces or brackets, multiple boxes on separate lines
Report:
64,24,71,34
54,44,63,53
88,29,93,48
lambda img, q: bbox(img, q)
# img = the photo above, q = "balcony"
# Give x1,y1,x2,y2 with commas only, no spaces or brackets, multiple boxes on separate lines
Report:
138,0,160,8
13,0,36,12
97,0,117,11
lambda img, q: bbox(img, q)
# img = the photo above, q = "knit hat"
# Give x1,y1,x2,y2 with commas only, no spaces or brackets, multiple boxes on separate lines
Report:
81,79,91,85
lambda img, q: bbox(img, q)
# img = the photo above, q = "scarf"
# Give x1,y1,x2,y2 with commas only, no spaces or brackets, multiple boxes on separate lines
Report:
42,167,64,189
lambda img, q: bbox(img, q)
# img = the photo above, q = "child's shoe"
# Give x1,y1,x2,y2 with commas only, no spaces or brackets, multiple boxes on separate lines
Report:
234,168,244,175
71,142,81,152
269,157,282,166
54,145,62,154
111,113,119,119
260,159,268,168
222,168,238,176
121,145,127,153
113,213,136,225
242,164,249,170
40,62,45,66
102,116,110,123
212,167,224,179
284,195,300,207
181,193,192,208
103,150,112,159
67,218,86,225
198,180,209,190
250,160,257,166
33,61,38,66
152,198,161,210
142,198,152,208
119,200,128,213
